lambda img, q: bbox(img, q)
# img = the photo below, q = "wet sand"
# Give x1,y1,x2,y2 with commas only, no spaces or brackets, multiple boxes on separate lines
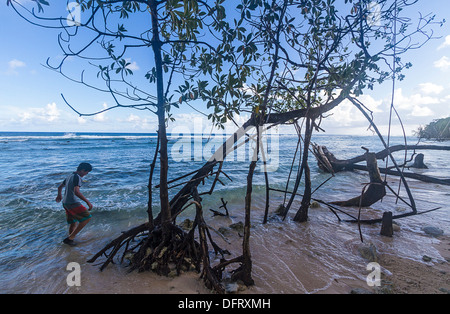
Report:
72,237,449,295
71,212,449,295
380,235,450,294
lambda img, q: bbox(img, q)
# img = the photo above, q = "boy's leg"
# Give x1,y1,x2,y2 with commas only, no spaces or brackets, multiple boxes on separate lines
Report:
69,222,77,236
68,218,91,241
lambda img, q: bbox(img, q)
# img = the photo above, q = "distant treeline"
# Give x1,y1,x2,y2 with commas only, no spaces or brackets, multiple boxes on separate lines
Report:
415,117,450,141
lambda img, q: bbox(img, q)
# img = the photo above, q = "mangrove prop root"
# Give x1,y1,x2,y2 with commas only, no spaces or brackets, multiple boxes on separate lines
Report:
88,222,201,275
88,195,236,294
191,198,225,293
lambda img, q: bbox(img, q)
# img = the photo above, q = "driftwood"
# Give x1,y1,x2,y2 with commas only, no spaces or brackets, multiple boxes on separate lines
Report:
380,211,393,237
410,153,428,169
310,142,445,225
209,198,229,217
313,144,450,172
313,144,450,186
331,150,386,207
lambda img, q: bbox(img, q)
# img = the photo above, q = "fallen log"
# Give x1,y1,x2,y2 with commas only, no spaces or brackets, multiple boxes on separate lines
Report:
312,144,450,186
331,151,386,207
313,144,450,172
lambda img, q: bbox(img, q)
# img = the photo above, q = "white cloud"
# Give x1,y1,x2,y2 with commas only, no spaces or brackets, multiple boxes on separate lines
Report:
167,112,254,135
125,59,140,71
418,83,444,95
322,94,383,127
358,94,383,113
325,99,365,127
45,102,60,121
438,35,450,50
18,102,61,123
93,103,108,122
125,113,153,129
126,114,141,123
434,56,450,71
9,59,26,69
394,88,441,110
18,111,32,122
5,59,26,75
390,86,448,118
411,105,434,117
77,116,87,124
319,85,448,135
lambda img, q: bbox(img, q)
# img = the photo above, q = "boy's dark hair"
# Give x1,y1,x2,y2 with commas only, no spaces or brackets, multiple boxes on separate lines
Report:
77,162,93,172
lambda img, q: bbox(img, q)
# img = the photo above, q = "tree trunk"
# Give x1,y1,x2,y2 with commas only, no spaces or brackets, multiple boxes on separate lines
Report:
231,159,256,286
231,122,260,286
293,118,313,222
147,132,160,229
149,0,171,229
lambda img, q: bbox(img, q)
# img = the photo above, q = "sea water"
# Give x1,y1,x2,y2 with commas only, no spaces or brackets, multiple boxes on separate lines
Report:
0,132,448,293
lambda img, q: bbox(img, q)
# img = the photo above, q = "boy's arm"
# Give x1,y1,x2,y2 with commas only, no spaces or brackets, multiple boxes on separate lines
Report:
74,186,93,210
55,182,64,203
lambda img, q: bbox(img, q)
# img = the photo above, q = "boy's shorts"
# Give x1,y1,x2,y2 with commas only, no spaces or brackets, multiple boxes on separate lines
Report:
63,203,92,224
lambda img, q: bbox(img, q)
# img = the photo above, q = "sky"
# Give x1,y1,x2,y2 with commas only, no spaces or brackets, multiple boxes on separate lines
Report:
1,1,450,136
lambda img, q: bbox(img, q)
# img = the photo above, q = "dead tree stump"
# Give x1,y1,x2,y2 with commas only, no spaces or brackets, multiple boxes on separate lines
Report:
411,153,428,169
380,211,393,237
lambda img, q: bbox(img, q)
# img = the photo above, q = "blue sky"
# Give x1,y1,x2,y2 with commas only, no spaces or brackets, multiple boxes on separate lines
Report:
1,0,450,136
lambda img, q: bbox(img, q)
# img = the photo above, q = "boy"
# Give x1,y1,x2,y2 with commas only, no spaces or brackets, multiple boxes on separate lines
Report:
56,162,93,246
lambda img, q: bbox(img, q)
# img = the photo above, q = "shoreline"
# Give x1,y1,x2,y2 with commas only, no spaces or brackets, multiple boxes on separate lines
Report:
70,217,449,295
75,239,449,295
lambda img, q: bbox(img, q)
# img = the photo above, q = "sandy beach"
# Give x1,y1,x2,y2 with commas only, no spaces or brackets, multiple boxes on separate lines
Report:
68,213,449,295
78,239,449,295
379,235,450,294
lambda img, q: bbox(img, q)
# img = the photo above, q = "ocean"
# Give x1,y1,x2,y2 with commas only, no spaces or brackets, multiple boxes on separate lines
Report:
0,131,448,293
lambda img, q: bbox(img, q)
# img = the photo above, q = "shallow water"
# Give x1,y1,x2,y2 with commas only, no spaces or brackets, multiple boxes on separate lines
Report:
0,132,448,293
